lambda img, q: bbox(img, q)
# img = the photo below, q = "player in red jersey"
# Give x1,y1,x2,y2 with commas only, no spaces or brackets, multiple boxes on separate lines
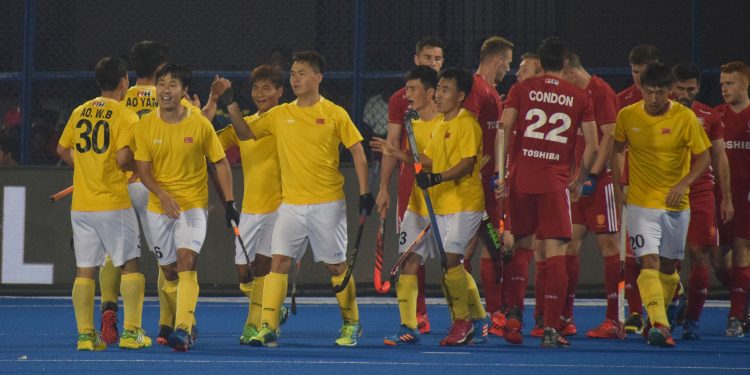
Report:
377,37,445,334
497,38,598,348
462,36,513,330
715,61,750,337
560,52,624,339
616,44,660,334
670,63,734,339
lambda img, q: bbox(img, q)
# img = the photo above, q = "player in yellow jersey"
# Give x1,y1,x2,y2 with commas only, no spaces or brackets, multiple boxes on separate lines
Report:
134,63,237,352
612,62,711,347
57,57,151,351
215,65,289,344
225,51,373,347
370,66,440,345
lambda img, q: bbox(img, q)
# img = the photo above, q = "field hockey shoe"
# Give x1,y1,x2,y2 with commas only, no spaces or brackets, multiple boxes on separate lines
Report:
530,315,544,337
156,325,173,346
417,312,431,334
384,325,421,346
440,319,474,346
560,317,578,336
666,291,686,329
119,328,152,349
168,328,195,352
725,316,745,337
249,323,279,347
335,322,363,347
624,312,644,334
540,327,570,348
489,310,506,337
646,323,675,347
681,319,700,340
586,319,626,339
503,306,523,345
240,324,259,345
471,314,490,344
279,306,290,327
100,301,119,345
77,331,106,351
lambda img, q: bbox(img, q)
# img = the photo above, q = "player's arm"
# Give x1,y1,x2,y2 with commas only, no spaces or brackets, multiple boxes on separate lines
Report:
666,150,709,208
590,122,614,175
438,156,476,181
495,107,518,199
369,134,411,163
375,121,402,215
569,120,599,200
201,75,232,122
611,139,627,208
350,141,374,216
711,138,734,223
212,157,234,202
56,144,74,167
115,147,136,172
136,160,180,219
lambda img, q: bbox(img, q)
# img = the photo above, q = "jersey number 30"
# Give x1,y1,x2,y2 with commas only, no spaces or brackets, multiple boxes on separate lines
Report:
523,108,571,144
76,119,110,154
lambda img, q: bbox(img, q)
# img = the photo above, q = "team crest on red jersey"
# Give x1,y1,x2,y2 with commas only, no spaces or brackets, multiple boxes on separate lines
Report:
316,118,325,125
661,128,671,135
184,137,193,143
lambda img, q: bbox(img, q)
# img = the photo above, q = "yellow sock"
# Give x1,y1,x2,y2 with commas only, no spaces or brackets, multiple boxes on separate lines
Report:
397,274,418,329
157,268,175,328
637,269,668,326
162,277,178,328
249,276,265,328
332,269,359,324
465,272,487,320
240,281,254,327
175,271,199,332
120,273,145,331
72,277,96,333
659,271,680,308
444,265,470,321
99,257,121,308
260,272,287,330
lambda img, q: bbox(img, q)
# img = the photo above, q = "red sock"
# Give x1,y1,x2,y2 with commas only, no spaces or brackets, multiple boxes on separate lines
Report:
716,268,732,289
624,257,643,315
562,255,579,319
481,258,502,313
603,255,621,321
534,261,547,318
505,247,534,309
686,265,710,321
729,265,750,320
417,264,427,316
501,262,511,310
543,255,568,329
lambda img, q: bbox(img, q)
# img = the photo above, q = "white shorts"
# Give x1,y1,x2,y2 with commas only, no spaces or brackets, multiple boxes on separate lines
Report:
234,211,278,265
399,210,438,264
434,211,483,255
271,200,347,264
147,208,208,265
627,204,689,260
128,182,155,252
71,209,140,268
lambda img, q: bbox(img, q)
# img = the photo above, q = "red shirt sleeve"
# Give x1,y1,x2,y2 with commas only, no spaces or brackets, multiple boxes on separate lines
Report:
387,89,408,126
505,84,521,110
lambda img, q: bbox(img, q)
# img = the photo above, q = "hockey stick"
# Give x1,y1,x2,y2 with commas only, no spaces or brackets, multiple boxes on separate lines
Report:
230,219,252,267
290,258,301,315
403,109,452,307
618,187,628,325
331,159,379,293
373,213,392,294
49,185,73,203
387,222,431,287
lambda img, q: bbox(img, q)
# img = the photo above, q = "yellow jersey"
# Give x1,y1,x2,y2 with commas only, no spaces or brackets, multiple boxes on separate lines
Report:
614,101,711,210
134,107,226,214
217,114,282,214
248,97,363,205
59,97,138,211
423,109,484,214
407,115,441,216
122,85,160,118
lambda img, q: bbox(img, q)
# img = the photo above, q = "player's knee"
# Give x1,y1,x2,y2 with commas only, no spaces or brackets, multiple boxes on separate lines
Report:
175,249,198,272
659,258,677,274
252,254,272,277
687,245,709,266
446,253,463,269
639,254,660,270
596,233,619,257
235,264,252,284
77,267,97,279
120,257,140,274
503,231,514,249
270,254,293,274
325,261,347,277
402,254,421,275
160,264,178,281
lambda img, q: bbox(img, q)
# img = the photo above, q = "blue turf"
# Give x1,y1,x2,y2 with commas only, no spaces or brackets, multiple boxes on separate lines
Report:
0,298,747,374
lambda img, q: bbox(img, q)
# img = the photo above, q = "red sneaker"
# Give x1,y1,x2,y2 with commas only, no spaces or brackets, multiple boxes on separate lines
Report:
440,320,474,346
417,313,431,334
586,319,626,339
503,307,523,345
489,310,506,337
100,308,119,345
530,315,544,337
560,318,578,336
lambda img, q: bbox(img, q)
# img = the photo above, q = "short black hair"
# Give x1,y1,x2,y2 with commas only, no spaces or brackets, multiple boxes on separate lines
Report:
438,67,473,99
404,65,438,90
154,63,192,89
292,50,325,74
415,36,444,54
537,37,568,72
640,62,674,88
94,56,128,91
673,63,702,84
0,137,19,162
628,44,660,65
251,64,284,88
129,40,169,78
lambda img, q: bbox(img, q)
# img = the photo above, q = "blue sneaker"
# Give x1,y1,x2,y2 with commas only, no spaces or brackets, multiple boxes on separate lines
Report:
682,319,700,340
471,314,490,344
168,328,195,352
384,325,421,346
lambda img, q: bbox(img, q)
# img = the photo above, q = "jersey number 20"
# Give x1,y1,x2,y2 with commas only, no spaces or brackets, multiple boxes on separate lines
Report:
523,108,571,144
76,119,110,154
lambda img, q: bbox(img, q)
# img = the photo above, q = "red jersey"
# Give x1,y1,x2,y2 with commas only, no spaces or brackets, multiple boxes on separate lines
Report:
574,76,618,176
689,101,723,194
617,84,642,109
506,74,595,194
464,73,503,175
715,103,750,193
